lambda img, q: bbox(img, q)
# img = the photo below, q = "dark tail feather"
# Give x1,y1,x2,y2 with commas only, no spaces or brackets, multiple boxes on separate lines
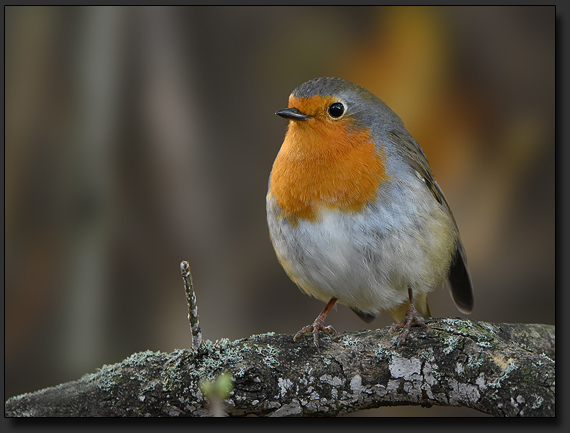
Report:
351,308,377,324
448,243,474,313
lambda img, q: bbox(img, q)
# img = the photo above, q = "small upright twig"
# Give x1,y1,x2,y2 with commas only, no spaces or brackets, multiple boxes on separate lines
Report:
180,261,202,353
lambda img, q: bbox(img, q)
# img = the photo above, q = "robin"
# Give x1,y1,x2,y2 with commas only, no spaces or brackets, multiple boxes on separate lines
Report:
267,77,473,349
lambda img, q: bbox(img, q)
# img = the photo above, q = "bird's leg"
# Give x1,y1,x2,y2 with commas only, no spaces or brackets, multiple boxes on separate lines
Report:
294,298,338,350
390,288,427,347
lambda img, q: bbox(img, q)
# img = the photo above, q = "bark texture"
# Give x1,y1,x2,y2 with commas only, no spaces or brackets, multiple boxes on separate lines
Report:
5,319,555,417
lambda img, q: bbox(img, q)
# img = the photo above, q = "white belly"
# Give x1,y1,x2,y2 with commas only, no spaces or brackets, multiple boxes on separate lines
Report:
266,182,456,314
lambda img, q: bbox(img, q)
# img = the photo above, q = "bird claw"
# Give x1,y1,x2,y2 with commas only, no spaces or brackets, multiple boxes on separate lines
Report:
293,318,337,351
390,303,427,347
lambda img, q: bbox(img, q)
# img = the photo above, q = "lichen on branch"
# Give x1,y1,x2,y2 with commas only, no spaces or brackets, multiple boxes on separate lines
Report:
5,319,555,417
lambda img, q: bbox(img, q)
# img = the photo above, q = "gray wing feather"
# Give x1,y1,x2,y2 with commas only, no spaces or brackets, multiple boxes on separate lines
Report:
387,130,474,313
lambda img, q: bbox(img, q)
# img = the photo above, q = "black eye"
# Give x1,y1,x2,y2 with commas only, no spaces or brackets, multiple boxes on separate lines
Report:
328,102,345,118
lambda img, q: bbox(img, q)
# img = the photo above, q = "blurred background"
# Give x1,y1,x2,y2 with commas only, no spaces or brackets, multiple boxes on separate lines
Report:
5,6,555,416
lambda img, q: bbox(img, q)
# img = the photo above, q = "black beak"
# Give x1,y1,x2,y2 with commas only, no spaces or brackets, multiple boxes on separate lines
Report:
275,107,311,121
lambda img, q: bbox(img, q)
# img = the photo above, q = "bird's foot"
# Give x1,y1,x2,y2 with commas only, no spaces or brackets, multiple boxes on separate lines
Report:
389,302,427,347
293,317,337,351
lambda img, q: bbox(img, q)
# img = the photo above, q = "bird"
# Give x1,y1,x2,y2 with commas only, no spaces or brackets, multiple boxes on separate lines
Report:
266,77,473,349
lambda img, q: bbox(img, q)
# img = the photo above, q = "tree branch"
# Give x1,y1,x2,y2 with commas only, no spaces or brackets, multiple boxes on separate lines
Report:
5,319,555,417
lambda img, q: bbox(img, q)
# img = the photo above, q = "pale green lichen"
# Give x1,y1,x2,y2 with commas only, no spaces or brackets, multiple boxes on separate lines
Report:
93,363,124,391
531,394,544,409
486,359,517,389
256,331,276,337
454,319,475,334
419,347,435,361
159,338,251,393
342,336,360,347
123,350,165,368
255,344,279,368
476,341,492,348
203,339,248,369
442,335,462,354
467,353,484,369
441,317,462,329
373,343,390,359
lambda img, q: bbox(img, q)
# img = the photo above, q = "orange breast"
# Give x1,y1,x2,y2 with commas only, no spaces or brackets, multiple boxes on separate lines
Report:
270,98,389,224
